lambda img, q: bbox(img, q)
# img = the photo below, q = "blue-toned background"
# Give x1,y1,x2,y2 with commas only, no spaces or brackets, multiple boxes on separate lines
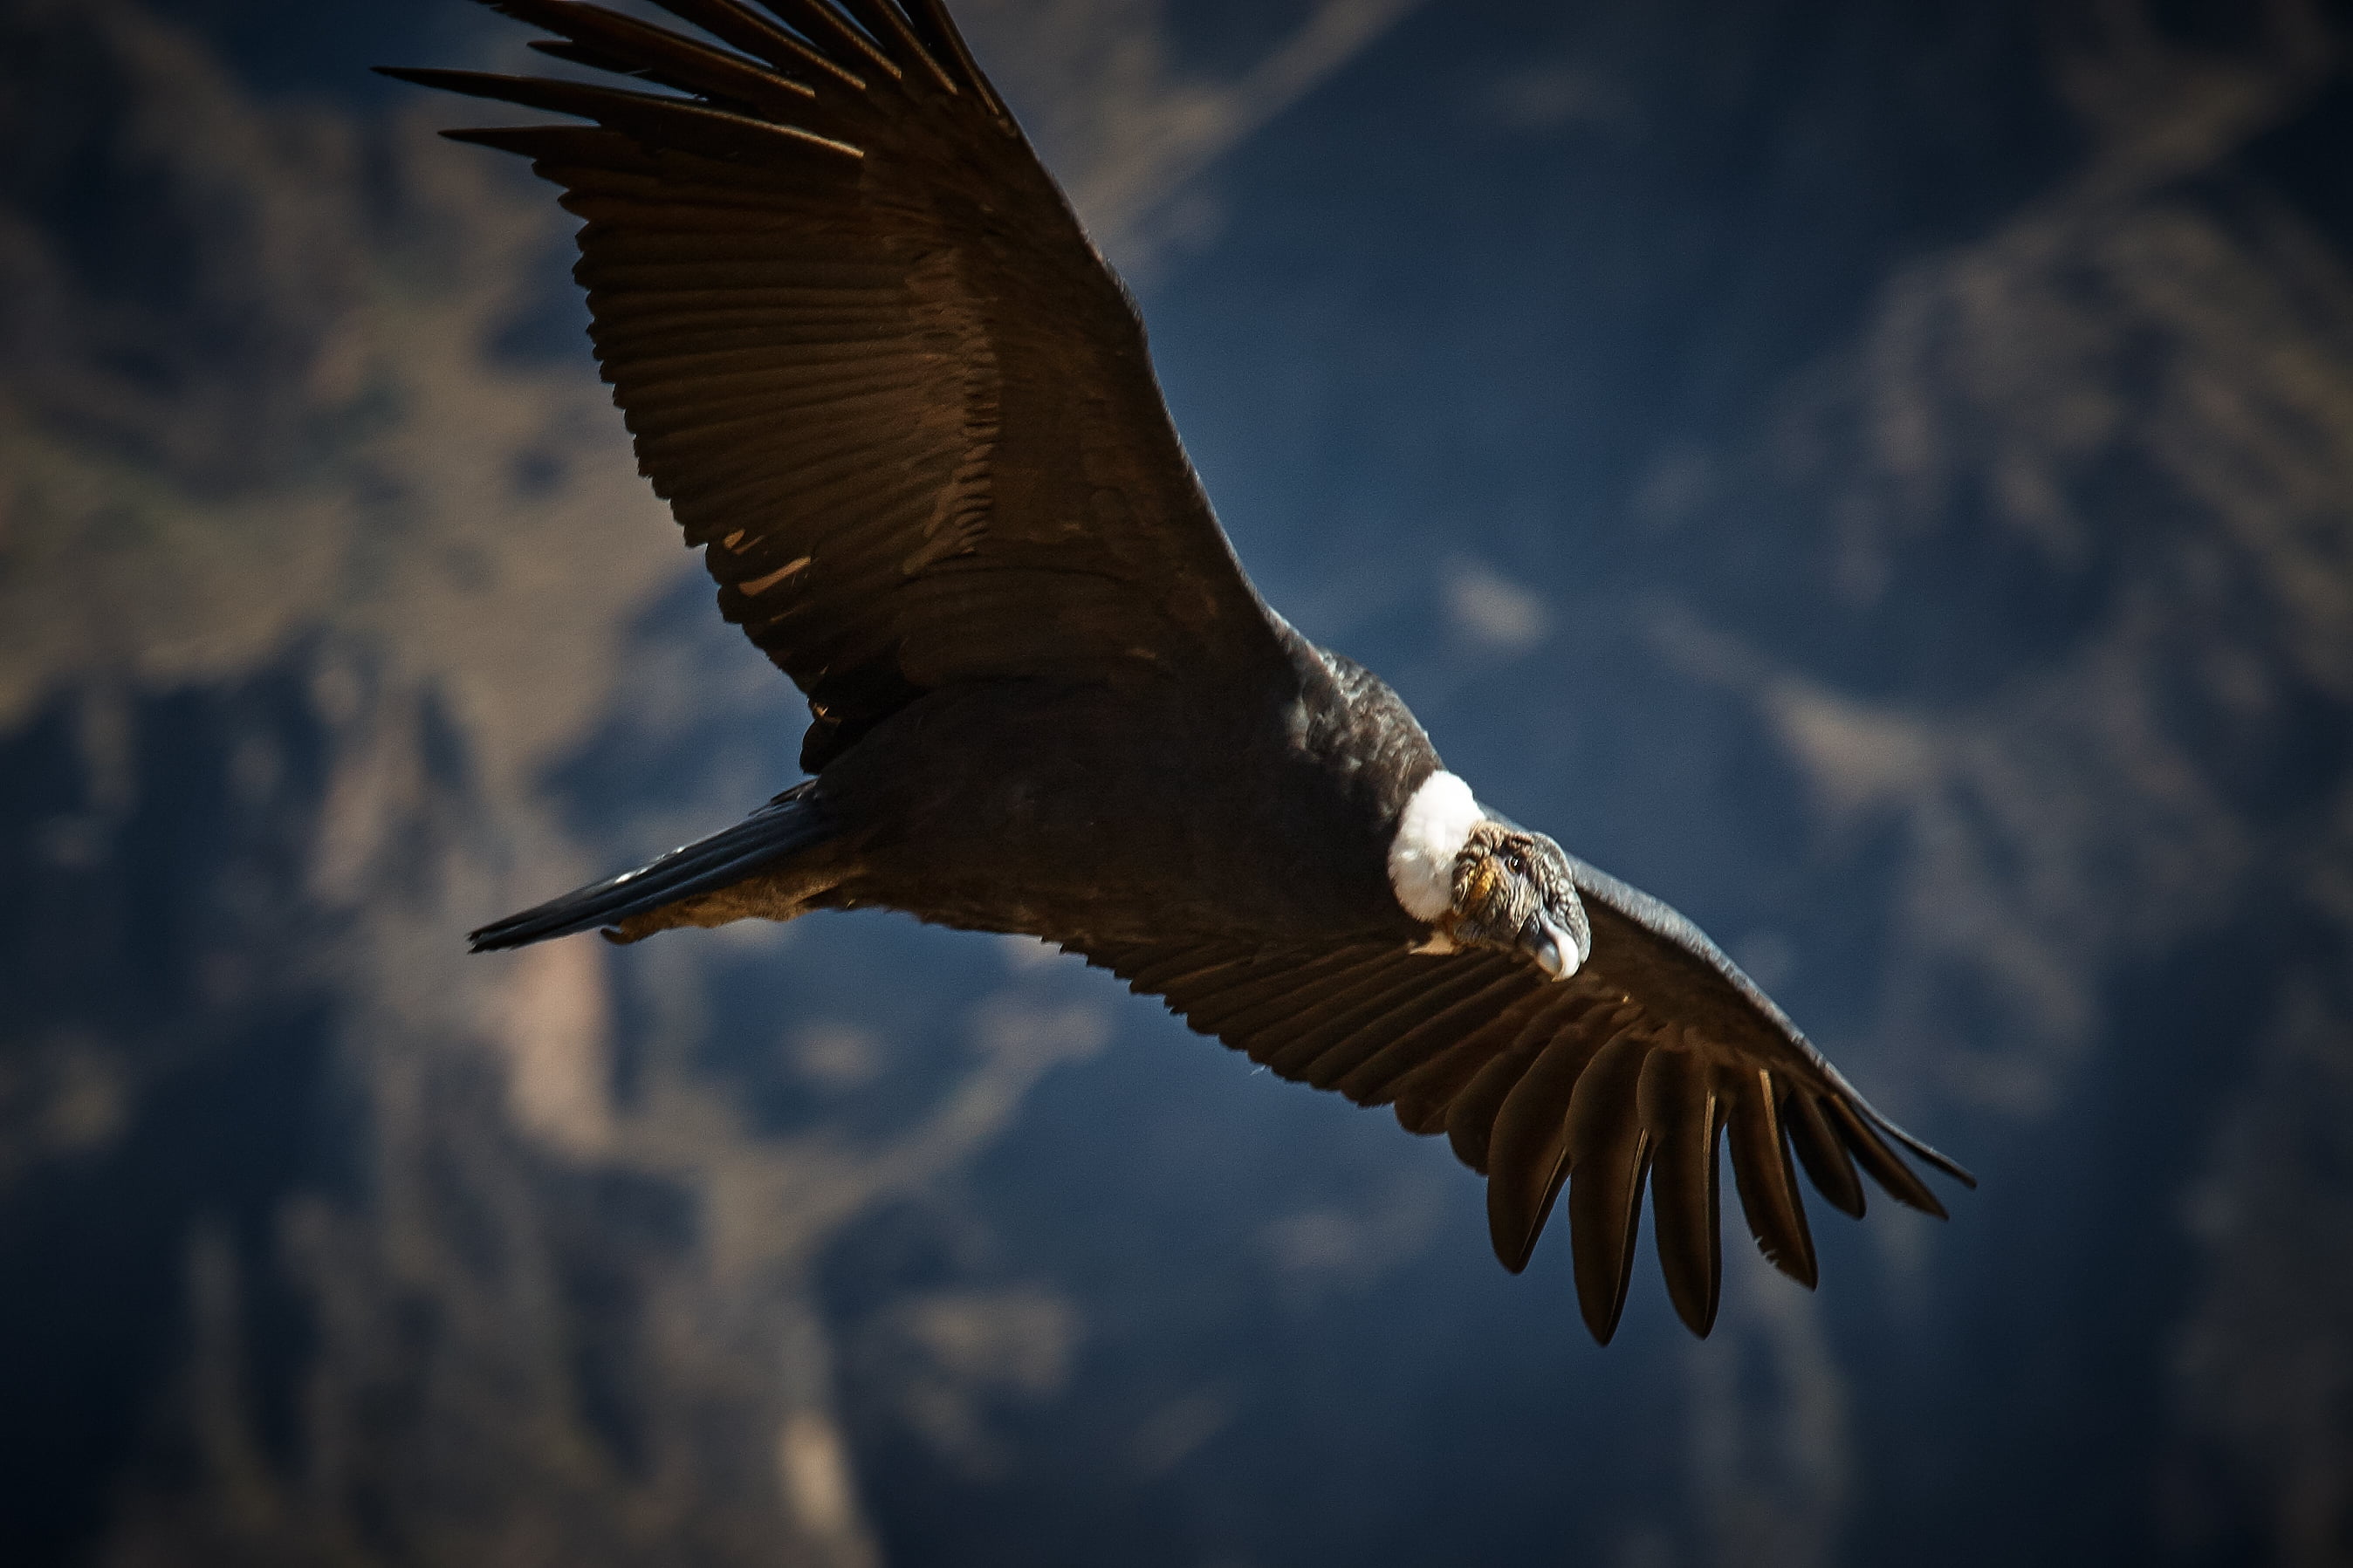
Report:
4,2,2350,1564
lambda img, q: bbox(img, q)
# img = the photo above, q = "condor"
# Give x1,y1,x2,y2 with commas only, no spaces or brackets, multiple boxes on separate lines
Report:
388,0,1971,1345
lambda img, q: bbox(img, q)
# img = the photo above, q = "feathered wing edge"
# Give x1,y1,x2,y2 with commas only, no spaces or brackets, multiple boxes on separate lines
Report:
387,0,1292,777
396,0,1975,1343
1563,852,1978,1191
1072,874,1973,1345
383,0,1009,137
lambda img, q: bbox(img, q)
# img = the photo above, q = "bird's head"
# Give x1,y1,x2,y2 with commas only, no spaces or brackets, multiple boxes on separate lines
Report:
1446,821,1590,978
1388,771,1590,979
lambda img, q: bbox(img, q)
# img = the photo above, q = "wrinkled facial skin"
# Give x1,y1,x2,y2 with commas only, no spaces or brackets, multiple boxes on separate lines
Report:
1450,823,1592,979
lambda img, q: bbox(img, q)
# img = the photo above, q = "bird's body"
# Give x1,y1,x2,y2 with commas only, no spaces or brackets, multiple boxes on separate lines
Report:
622,627,1434,949
394,0,1971,1345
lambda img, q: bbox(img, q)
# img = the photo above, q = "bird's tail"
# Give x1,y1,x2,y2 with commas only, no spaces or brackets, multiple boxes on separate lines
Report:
470,784,835,952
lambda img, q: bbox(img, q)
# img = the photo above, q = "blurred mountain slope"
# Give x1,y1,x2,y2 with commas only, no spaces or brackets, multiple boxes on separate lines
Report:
1,1,2350,1566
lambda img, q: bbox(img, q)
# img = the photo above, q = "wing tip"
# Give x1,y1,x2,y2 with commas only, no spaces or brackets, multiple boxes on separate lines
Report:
1890,1123,1979,1192
1757,1235,1821,1291
1811,1058,1979,1195
1575,1256,1636,1346
1486,1187,1552,1276
1827,1094,1972,1216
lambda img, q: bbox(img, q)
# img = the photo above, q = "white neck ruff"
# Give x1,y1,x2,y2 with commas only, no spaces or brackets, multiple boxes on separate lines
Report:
1387,770,1483,921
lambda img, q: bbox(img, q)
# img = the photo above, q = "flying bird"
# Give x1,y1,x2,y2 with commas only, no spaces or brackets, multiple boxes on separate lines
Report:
388,0,1972,1345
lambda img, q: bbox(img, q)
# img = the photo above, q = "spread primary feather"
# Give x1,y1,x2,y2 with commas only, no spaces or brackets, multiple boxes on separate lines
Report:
389,0,1973,1346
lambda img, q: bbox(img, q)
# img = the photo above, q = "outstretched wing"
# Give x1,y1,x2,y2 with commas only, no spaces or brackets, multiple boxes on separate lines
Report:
387,0,1285,770
1074,857,1972,1345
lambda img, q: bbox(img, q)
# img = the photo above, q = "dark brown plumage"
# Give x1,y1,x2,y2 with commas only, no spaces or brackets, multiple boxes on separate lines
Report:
393,0,1972,1347
1080,858,1963,1341
393,0,1279,774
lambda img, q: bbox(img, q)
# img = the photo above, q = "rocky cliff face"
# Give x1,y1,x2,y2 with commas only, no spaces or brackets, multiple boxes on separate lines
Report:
2,2,2348,1565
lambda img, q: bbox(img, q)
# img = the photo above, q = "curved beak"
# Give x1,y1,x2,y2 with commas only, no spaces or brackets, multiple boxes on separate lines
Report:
1524,914,1583,981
